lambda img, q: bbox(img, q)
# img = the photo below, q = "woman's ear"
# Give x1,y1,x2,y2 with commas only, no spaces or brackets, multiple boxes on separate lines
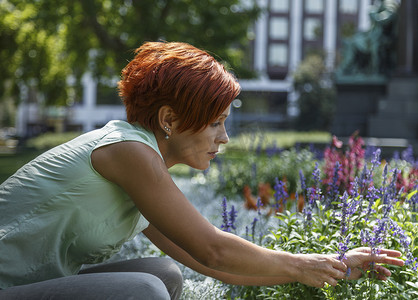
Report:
158,105,176,136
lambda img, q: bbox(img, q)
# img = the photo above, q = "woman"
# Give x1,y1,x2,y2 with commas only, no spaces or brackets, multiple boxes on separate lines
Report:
0,42,404,299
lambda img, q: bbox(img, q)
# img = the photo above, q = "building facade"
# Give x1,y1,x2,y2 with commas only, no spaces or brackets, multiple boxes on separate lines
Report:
236,0,371,132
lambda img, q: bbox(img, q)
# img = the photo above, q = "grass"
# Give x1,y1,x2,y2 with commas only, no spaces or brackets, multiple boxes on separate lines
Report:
225,130,331,151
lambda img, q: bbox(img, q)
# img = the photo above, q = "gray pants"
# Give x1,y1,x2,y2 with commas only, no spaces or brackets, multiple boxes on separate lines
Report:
0,257,183,300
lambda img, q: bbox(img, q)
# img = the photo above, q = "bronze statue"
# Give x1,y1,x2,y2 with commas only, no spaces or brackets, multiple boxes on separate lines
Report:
337,0,400,78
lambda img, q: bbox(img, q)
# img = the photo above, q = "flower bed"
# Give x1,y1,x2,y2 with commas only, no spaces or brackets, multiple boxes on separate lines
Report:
115,134,418,299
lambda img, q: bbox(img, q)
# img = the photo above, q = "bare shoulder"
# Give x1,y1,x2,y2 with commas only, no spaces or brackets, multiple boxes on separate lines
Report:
91,141,169,185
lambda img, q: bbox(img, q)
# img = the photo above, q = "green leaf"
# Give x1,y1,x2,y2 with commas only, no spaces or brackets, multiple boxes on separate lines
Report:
406,281,418,289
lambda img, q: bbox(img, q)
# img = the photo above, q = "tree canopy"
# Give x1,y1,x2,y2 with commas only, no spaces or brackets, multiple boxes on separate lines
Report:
0,0,260,106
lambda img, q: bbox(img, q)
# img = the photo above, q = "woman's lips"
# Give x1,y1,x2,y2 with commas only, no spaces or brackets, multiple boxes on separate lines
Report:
208,151,218,159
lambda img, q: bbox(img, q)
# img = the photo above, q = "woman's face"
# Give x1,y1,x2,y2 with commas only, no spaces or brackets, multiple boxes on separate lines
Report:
168,106,230,170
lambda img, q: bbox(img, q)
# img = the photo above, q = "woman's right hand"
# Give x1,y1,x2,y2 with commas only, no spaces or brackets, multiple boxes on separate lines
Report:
290,253,347,287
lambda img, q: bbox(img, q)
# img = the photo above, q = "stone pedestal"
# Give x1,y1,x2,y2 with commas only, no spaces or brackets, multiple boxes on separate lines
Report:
331,80,386,137
368,77,418,140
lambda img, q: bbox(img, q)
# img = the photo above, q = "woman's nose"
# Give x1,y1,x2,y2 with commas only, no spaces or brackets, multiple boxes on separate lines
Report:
217,126,229,144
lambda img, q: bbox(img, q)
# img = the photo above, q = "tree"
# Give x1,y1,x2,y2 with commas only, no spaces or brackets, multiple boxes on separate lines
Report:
293,54,336,131
0,0,260,107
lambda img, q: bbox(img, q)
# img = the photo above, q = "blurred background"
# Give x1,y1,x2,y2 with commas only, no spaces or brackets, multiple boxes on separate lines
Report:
0,0,417,181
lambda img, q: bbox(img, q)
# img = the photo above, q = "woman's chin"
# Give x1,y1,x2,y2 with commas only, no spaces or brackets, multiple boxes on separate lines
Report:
189,161,210,171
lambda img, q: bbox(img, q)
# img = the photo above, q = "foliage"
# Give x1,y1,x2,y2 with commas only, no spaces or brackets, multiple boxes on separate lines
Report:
202,132,415,201
220,150,418,299
200,130,331,200
205,147,317,200
0,0,260,106
202,132,418,299
293,53,336,131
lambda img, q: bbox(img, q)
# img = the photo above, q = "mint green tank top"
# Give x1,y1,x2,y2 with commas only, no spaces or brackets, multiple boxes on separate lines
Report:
0,120,162,288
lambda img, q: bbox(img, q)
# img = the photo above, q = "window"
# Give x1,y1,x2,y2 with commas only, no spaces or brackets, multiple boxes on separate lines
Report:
305,0,323,13
270,0,288,12
339,0,358,14
269,17,288,39
304,18,322,40
269,43,288,67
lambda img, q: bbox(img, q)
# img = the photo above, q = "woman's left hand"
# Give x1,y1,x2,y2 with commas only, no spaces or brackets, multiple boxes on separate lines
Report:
342,247,405,280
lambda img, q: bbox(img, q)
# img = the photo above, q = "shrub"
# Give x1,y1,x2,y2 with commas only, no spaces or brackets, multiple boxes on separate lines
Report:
210,134,418,299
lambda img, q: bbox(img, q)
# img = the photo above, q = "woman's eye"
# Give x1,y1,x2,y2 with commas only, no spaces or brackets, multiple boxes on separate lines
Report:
211,122,221,127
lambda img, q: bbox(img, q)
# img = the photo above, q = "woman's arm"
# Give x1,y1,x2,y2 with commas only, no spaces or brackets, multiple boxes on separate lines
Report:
143,223,294,286
91,141,347,287
144,224,404,286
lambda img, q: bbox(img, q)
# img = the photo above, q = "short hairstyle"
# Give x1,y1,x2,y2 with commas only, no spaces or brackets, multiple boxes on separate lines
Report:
118,42,241,133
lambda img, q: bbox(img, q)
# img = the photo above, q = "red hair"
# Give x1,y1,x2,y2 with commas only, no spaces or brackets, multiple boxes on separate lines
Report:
118,42,241,133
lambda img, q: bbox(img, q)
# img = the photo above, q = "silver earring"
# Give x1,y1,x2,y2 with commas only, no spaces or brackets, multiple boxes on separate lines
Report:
164,126,170,139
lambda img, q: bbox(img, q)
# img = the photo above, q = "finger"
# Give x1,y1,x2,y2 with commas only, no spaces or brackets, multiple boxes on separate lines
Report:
382,257,405,266
326,277,338,287
368,267,390,281
378,249,402,258
330,268,346,280
373,254,405,266
331,259,348,273
352,248,402,258
374,265,392,278
317,275,338,288
312,277,327,288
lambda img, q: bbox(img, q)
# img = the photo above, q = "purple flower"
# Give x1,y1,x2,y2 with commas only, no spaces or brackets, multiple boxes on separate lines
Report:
256,197,263,216
365,145,378,160
220,197,230,232
221,197,238,233
338,192,351,236
302,189,314,229
380,164,389,198
373,217,390,245
307,163,322,210
251,217,258,242
228,205,237,230
371,149,382,169
338,234,351,261
326,161,340,209
361,193,394,262
299,170,306,192
312,162,322,188
364,185,379,220
337,192,358,262
401,145,415,164
302,165,324,228
346,267,351,278
389,219,418,271
407,189,418,218
266,142,282,158
274,178,288,210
